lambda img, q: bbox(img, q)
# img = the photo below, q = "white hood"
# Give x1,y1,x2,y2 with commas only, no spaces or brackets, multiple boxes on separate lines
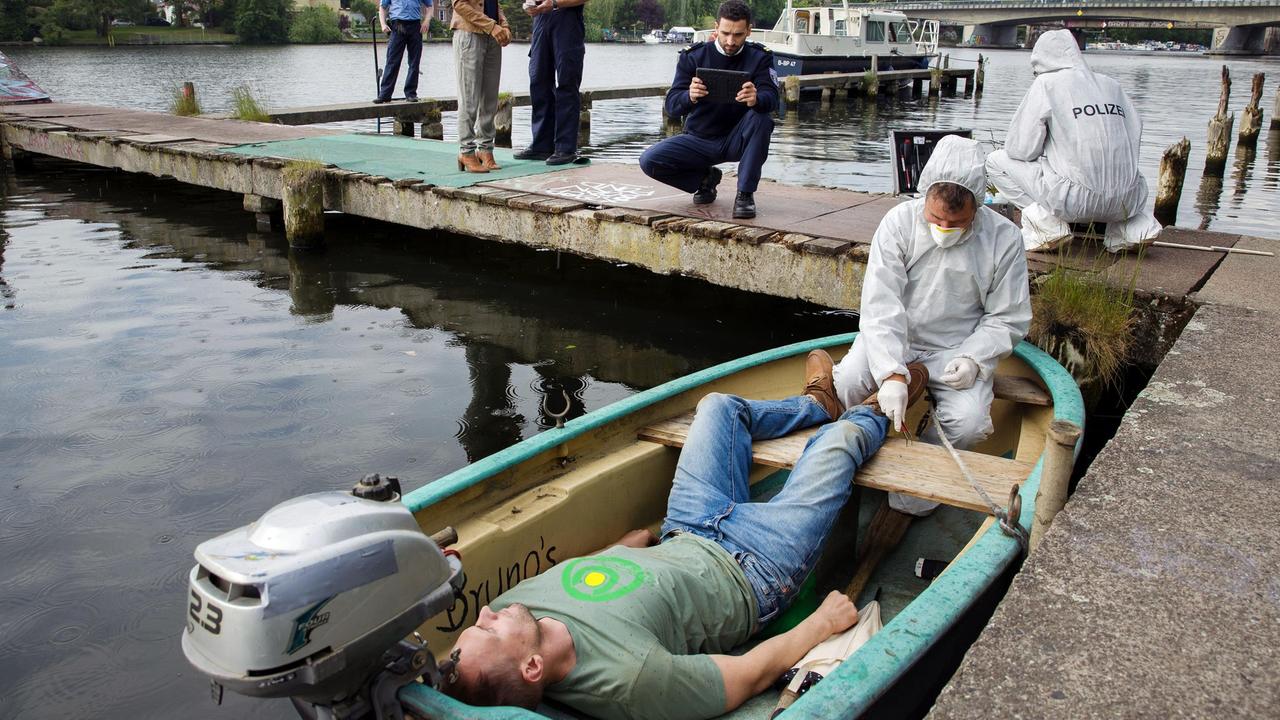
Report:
1030,29,1087,76
917,135,988,202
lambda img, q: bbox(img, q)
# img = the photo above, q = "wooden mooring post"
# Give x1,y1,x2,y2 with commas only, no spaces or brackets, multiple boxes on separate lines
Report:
1204,65,1234,177
1154,137,1190,227
1237,72,1266,151
579,98,592,146
974,54,985,97
784,75,801,106
1030,420,1083,551
1272,84,1280,130
282,162,325,248
420,104,443,141
495,96,513,147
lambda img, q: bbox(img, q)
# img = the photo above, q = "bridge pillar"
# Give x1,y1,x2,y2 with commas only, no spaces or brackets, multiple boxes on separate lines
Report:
1208,26,1280,56
963,23,1018,48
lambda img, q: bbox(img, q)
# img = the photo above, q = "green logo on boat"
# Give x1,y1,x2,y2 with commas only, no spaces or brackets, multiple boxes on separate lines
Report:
561,557,645,602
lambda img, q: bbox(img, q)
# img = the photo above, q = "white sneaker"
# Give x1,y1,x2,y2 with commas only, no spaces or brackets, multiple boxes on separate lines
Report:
1020,203,1073,252
1103,212,1163,253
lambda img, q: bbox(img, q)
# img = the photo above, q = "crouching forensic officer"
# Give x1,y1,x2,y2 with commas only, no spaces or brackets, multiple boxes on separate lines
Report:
638,0,778,219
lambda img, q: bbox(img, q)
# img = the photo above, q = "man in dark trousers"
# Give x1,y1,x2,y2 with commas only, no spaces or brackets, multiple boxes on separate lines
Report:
374,0,433,104
514,0,589,165
638,0,778,219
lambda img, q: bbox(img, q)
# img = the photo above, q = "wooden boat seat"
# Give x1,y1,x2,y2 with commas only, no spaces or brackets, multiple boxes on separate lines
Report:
637,412,1037,515
991,375,1052,406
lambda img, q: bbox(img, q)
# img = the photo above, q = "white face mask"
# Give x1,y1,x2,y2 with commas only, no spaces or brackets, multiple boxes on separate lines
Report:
929,223,968,248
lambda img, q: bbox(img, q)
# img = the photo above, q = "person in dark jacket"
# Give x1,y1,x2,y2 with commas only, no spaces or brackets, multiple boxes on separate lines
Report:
638,0,779,219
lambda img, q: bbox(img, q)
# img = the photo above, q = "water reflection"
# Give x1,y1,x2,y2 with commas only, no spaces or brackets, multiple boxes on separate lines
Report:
1266,130,1280,192
1231,144,1256,205
1195,174,1225,230
0,161,858,719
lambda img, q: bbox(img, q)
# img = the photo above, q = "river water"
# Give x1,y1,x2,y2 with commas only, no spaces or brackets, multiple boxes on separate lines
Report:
0,43,1277,720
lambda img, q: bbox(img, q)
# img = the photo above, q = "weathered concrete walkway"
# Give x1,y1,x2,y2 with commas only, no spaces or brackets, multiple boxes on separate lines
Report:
930,234,1280,718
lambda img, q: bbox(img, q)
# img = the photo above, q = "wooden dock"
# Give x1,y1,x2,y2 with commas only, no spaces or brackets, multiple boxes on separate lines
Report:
225,66,977,141
0,98,1246,370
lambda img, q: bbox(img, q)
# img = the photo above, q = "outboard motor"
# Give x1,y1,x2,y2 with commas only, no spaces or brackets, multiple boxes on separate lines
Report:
181,474,463,720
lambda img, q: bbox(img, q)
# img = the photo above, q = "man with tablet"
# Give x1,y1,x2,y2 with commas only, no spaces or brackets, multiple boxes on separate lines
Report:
638,0,778,219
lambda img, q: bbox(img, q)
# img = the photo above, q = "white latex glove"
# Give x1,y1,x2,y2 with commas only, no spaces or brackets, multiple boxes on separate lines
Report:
941,357,979,390
877,379,908,432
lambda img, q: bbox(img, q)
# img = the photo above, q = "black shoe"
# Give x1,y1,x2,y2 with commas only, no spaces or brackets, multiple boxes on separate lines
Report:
404,95,418,102
546,151,579,166
372,96,390,104
692,167,722,205
733,191,756,219
513,147,552,161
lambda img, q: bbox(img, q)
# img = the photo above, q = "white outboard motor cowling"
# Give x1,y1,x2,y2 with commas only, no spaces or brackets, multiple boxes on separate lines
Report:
181,474,462,719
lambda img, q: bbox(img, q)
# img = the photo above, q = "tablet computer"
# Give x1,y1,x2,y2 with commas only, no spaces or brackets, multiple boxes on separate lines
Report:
696,68,750,103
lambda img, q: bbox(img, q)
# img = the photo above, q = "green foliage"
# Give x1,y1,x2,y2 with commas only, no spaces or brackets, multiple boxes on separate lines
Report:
40,21,69,44
351,0,378,24
500,0,530,39
0,0,44,41
429,17,450,38
584,20,604,42
169,85,202,116
1029,267,1134,388
235,0,288,44
288,5,341,43
230,85,271,121
49,0,94,31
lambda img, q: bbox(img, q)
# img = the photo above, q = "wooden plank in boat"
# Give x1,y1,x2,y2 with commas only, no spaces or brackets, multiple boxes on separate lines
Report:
637,413,1035,515
992,375,1052,406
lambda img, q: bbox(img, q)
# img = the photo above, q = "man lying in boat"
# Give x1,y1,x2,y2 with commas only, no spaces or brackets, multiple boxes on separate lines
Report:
442,357,928,719
832,134,1031,519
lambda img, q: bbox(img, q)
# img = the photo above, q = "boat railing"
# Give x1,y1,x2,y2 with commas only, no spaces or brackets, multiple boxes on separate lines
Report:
910,18,940,54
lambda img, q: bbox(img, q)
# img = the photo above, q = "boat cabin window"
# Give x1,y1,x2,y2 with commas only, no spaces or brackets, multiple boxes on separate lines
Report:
813,13,821,34
794,10,809,34
890,21,912,43
834,19,847,37
865,20,885,42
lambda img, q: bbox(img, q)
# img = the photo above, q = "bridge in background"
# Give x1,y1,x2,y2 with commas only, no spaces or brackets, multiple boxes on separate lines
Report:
870,0,1280,54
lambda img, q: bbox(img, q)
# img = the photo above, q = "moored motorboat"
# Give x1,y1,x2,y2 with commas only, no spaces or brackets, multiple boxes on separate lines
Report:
694,1,939,78
181,333,1082,719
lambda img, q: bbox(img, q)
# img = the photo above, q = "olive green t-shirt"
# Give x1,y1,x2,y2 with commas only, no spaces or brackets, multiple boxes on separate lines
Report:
492,534,757,720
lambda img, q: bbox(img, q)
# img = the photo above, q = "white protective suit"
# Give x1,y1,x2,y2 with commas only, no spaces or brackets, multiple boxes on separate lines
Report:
985,29,1162,252
833,136,1031,515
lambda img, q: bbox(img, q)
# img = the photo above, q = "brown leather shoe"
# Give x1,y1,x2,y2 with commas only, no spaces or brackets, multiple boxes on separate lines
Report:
456,152,489,173
804,349,844,421
477,150,502,171
862,363,930,417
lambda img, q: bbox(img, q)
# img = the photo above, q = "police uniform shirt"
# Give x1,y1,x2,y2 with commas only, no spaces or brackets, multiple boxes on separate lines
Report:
664,40,779,140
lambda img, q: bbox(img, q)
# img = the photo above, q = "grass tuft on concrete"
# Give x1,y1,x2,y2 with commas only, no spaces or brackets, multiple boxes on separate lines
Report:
169,86,201,116
1029,267,1134,390
230,86,272,122
281,159,328,185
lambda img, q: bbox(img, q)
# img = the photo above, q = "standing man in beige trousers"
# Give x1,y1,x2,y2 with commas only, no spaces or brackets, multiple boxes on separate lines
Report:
453,0,511,173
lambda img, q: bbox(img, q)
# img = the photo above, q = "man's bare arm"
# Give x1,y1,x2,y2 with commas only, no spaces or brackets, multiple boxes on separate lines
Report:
710,591,859,711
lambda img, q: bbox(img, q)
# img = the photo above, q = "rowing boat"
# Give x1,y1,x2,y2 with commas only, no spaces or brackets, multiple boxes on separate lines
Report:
397,332,1083,718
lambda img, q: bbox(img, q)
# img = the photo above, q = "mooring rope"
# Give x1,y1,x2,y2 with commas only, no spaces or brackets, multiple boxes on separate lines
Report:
924,404,1030,554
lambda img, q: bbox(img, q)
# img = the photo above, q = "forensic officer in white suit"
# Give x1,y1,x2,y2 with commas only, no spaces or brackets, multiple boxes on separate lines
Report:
833,135,1031,516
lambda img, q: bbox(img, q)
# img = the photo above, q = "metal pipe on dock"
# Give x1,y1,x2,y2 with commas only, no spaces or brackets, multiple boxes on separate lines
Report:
1204,65,1234,178
1030,420,1083,551
1154,137,1190,227
1237,72,1266,151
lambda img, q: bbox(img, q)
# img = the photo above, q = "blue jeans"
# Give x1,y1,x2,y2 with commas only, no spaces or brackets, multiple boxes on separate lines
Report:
661,393,888,626
379,21,424,101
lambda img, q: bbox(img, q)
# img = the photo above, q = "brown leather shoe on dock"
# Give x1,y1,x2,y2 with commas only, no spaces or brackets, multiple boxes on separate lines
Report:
804,349,844,421
862,363,930,417
477,150,502,171
457,152,489,173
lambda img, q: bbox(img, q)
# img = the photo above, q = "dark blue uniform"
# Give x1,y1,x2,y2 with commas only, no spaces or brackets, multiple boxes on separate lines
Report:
527,5,585,156
639,40,779,194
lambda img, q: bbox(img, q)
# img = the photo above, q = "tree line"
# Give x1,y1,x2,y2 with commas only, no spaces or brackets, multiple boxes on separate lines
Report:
0,0,804,44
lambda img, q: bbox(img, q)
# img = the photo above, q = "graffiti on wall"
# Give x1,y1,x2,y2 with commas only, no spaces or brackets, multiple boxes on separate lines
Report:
0,51,51,104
